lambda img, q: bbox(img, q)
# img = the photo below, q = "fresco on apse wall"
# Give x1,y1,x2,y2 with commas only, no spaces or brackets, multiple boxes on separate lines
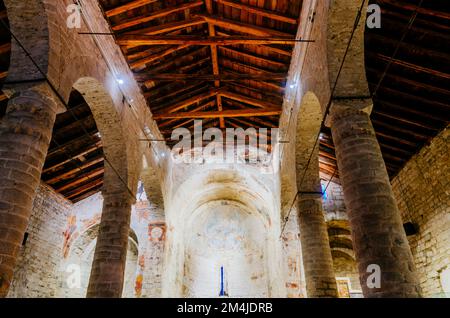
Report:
58,192,166,298
183,202,269,297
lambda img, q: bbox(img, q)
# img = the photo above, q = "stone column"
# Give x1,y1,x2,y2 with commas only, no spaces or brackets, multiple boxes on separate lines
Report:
330,106,421,297
0,89,57,297
298,195,338,298
87,170,133,298
297,146,338,298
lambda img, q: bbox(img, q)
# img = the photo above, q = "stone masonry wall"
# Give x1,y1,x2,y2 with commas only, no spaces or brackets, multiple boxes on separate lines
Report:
392,127,450,297
7,183,72,297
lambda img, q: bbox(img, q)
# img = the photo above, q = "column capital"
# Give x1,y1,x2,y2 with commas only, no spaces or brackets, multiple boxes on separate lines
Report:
3,81,65,114
326,98,373,126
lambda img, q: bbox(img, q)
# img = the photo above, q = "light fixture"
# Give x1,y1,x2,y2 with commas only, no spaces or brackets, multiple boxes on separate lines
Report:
117,78,124,85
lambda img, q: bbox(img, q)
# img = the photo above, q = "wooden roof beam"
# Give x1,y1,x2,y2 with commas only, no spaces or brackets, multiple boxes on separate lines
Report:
66,178,104,201
159,88,220,114
219,89,279,109
112,1,204,31
215,30,292,56
205,0,225,128
196,14,292,37
117,35,296,46
377,0,450,20
123,18,207,48
105,0,159,17
43,141,102,173
130,44,190,70
45,157,104,185
153,108,282,119
214,0,298,24
368,52,450,80
219,46,287,68
56,167,104,193
137,73,287,81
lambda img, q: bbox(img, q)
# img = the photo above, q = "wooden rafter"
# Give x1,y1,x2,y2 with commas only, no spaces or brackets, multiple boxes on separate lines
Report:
137,73,287,82
112,1,204,31
205,0,225,128
196,14,292,37
214,0,298,24
105,0,159,17
117,35,296,46
153,108,282,119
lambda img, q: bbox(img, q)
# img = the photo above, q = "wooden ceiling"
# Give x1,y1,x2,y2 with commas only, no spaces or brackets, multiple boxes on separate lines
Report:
99,0,302,150
0,0,449,204
321,0,450,180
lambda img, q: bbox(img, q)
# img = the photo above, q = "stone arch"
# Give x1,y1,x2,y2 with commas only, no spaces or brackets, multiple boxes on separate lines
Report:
3,0,50,82
72,77,131,192
295,91,323,193
140,165,165,214
60,222,140,298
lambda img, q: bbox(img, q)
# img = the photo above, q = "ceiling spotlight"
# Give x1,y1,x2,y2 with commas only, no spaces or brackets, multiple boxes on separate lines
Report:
117,78,124,85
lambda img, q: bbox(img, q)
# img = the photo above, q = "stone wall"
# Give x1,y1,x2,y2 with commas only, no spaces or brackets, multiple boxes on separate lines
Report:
7,182,165,298
59,190,166,298
322,178,346,219
7,183,72,297
392,127,450,297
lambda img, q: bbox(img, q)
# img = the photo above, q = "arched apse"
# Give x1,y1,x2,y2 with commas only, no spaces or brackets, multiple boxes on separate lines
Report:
72,77,131,193
162,166,285,298
183,200,269,298
60,224,139,298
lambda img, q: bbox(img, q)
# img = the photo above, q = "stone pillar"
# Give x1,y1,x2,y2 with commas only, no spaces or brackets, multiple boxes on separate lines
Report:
0,89,57,297
86,170,133,298
297,145,338,298
298,194,338,298
330,106,421,297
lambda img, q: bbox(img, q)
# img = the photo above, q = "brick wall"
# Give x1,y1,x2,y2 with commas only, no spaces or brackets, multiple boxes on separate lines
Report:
7,183,166,298
7,183,72,297
392,127,450,297
322,178,346,219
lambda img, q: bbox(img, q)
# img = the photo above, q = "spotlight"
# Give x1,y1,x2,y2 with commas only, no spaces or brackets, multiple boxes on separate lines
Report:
117,78,124,85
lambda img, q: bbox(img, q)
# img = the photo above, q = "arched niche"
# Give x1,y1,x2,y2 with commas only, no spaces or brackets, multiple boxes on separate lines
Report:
183,200,269,298
162,167,285,298
60,224,139,298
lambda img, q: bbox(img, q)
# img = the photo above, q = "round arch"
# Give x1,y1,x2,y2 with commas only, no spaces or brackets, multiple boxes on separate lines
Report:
162,166,284,298
72,77,130,191
60,222,140,298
